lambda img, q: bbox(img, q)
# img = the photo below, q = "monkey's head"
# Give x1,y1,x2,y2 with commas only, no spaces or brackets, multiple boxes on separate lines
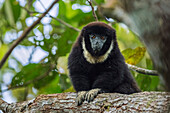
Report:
81,22,116,57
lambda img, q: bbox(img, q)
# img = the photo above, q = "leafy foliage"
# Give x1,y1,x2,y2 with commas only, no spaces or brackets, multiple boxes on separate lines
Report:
0,0,160,102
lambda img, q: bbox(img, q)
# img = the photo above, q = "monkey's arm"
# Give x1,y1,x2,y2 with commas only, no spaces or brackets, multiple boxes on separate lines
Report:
68,49,91,105
69,71,90,105
69,73,90,92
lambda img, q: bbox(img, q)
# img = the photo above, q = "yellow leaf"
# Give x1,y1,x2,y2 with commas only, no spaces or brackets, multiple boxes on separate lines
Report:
0,44,8,60
57,56,69,75
122,47,146,65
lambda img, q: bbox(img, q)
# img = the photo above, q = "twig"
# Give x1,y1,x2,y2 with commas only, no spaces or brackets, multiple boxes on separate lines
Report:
0,0,59,69
38,0,47,10
49,15,81,32
126,63,158,76
28,46,37,63
21,6,37,14
87,0,98,21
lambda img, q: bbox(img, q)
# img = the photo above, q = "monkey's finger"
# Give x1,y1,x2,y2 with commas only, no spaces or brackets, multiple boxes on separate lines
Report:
76,91,87,106
85,88,101,102
76,97,83,106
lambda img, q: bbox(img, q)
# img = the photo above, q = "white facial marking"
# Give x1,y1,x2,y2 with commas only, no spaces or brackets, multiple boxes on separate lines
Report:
82,38,113,64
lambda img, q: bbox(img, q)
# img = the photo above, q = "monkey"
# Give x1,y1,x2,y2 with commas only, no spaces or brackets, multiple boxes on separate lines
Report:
68,22,140,106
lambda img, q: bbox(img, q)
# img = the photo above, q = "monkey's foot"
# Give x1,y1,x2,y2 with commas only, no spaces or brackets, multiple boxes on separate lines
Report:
85,88,101,103
76,91,87,106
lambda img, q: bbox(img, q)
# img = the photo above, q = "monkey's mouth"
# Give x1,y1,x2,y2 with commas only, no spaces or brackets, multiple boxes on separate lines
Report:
93,48,101,54
94,50,98,54
92,49,102,56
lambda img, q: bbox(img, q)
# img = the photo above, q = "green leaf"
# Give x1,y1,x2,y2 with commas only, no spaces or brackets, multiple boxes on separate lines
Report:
70,11,94,26
4,0,15,26
34,70,58,89
136,74,151,91
4,0,21,26
12,0,21,23
70,0,86,5
122,47,146,65
58,1,67,19
38,75,62,94
56,28,78,56
11,63,53,89
59,74,71,91
95,0,105,4
136,74,159,91
20,38,34,46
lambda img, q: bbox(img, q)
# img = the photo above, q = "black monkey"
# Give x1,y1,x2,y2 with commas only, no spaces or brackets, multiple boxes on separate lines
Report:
68,22,140,105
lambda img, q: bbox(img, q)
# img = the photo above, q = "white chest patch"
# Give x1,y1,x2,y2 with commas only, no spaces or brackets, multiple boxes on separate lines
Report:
82,38,113,64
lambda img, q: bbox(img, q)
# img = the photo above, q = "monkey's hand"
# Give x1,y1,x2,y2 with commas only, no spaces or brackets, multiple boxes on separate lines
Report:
76,91,87,106
85,88,102,103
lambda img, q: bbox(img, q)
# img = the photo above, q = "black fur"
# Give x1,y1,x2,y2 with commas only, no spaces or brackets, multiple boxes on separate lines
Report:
68,22,140,95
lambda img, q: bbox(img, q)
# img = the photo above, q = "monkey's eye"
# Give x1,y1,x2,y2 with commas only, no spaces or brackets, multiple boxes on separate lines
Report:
100,36,105,40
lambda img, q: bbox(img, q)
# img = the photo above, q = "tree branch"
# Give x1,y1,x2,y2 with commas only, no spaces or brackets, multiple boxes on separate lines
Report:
0,0,59,69
0,99,9,113
87,0,98,21
127,63,158,76
0,92,169,112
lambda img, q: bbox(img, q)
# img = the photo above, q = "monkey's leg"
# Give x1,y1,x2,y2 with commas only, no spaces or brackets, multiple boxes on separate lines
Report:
76,91,87,106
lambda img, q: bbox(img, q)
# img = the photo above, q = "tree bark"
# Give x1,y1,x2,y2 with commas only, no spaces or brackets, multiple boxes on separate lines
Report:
99,0,170,91
0,92,170,112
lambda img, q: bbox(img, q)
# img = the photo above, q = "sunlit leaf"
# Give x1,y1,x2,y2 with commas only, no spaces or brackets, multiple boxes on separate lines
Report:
114,23,142,50
57,55,69,75
63,86,75,93
0,44,8,60
12,87,27,101
0,44,8,68
122,47,146,65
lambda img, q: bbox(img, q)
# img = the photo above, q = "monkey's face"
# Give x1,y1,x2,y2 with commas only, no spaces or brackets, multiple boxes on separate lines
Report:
89,34,107,54
82,25,115,57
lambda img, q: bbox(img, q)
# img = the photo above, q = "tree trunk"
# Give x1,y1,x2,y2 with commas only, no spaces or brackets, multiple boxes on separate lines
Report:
99,0,170,91
0,92,170,112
